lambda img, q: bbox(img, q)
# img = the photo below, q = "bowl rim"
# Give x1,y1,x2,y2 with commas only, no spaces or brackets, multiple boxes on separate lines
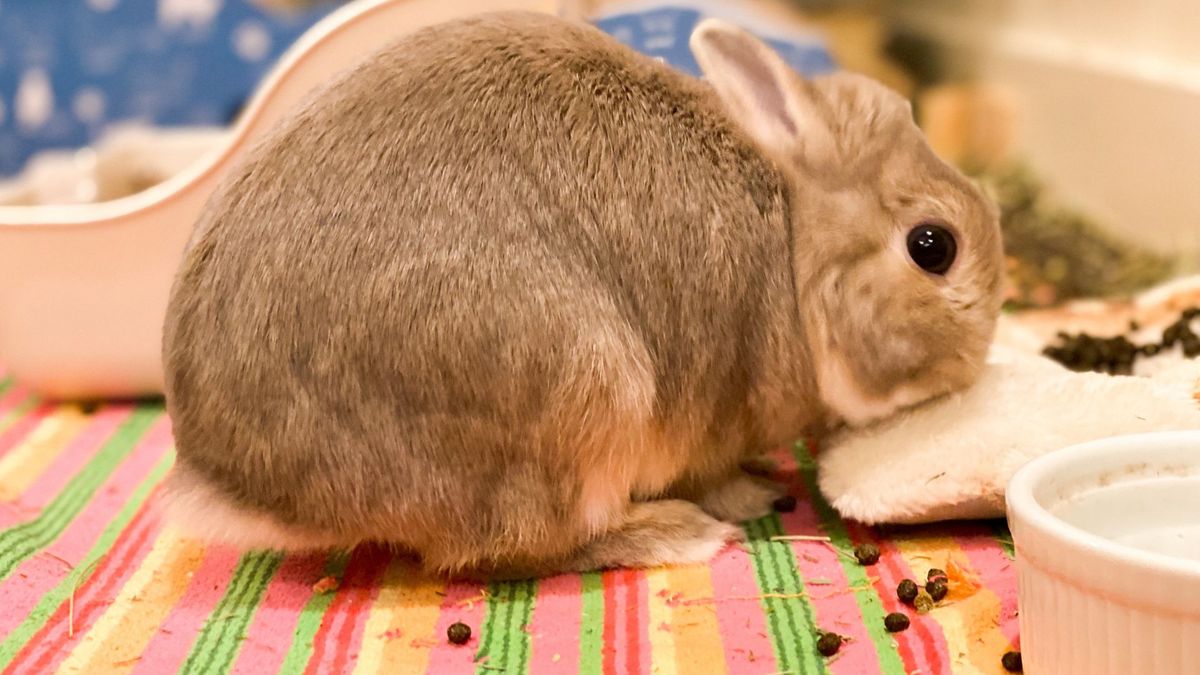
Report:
1007,429,1200,581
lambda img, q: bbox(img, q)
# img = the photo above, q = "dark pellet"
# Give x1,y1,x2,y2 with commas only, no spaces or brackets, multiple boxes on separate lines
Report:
926,579,948,602
897,579,919,605
816,632,842,657
772,495,797,513
884,612,910,632
1001,650,1023,672
1184,337,1200,357
854,543,881,566
1164,323,1182,346
926,568,948,583
447,622,472,645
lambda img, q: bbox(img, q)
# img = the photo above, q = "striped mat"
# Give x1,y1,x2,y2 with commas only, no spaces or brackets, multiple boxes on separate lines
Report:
0,371,1019,674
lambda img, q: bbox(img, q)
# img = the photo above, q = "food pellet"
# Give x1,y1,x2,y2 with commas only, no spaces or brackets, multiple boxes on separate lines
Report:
816,632,842,657
896,579,919,605
883,612,910,632
1001,650,1023,672
1041,306,1200,374
854,543,880,565
447,622,472,645
926,579,948,602
913,590,934,614
926,568,948,584
772,495,797,513
1184,337,1200,357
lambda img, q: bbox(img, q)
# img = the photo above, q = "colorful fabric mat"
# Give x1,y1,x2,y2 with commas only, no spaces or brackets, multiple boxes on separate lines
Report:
0,371,1019,674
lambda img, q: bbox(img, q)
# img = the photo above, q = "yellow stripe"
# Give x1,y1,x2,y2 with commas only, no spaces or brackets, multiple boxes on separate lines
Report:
55,528,206,675
667,565,727,675
0,408,91,500
893,536,1011,675
643,568,679,675
352,559,446,674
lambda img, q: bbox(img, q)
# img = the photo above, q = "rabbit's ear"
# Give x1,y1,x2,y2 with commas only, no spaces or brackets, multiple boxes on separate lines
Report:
690,19,833,162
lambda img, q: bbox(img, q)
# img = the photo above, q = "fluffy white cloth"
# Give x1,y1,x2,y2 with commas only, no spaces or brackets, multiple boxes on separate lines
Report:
817,323,1200,525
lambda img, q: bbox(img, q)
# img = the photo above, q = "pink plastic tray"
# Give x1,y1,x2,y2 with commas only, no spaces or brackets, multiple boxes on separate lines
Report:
0,0,558,400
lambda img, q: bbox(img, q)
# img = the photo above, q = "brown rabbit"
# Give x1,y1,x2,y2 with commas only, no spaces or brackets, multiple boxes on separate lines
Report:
162,12,1004,577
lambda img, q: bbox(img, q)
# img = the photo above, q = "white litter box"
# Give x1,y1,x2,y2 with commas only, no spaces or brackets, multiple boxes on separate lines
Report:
0,0,559,400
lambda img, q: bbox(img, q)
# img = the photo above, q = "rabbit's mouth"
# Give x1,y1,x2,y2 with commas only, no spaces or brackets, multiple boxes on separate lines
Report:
813,349,935,428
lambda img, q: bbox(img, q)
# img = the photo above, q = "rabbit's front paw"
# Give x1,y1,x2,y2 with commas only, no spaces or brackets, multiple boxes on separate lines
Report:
696,472,787,523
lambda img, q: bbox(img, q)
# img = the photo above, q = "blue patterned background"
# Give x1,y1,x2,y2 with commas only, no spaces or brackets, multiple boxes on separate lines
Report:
0,1,834,177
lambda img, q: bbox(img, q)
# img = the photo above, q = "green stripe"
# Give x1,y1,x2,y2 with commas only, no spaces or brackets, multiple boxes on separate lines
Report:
209,553,281,667
0,450,173,667
179,551,283,675
0,377,14,398
512,580,536,673
772,515,826,673
474,579,537,675
745,515,825,674
279,552,350,674
578,572,604,675
475,583,503,669
474,583,506,667
178,554,266,674
795,441,908,675
0,395,39,436
0,406,161,581
744,520,787,664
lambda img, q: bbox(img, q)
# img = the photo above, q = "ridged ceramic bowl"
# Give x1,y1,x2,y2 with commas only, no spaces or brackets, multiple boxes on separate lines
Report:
1007,430,1200,674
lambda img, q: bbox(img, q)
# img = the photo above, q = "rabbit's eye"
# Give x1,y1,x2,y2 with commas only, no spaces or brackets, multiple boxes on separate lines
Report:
906,224,957,275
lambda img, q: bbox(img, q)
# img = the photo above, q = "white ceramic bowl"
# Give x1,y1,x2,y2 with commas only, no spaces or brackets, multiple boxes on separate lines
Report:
1007,430,1200,675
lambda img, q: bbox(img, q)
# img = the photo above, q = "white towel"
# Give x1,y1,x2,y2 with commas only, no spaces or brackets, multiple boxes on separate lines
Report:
817,308,1200,525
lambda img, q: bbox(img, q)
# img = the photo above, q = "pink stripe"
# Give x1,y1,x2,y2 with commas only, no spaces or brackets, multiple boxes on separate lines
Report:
229,553,331,675
954,527,1020,646
422,581,489,674
0,383,32,417
526,573,583,672
129,546,244,675
631,571,650,675
0,416,173,637
0,407,136,526
708,545,778,674
306,546,390,674
8,504,160,673
0,403,54,459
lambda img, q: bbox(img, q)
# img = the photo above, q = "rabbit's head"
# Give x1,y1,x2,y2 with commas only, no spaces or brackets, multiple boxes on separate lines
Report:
692,20,1005,425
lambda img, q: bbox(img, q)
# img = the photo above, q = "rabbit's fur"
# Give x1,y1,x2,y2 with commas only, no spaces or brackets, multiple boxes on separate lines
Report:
163,12,1003,577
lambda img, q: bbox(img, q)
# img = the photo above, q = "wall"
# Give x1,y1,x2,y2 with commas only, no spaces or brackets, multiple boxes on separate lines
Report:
0,0,339,177
889,0,1200,257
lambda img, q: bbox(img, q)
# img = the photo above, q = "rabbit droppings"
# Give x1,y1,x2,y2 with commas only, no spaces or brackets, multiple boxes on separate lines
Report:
163,12,1004,578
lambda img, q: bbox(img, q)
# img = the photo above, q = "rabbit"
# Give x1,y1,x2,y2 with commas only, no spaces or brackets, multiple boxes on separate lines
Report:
162,11,1004,578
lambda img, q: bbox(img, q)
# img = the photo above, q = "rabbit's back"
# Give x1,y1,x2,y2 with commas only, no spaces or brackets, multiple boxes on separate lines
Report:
163,12,799,542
